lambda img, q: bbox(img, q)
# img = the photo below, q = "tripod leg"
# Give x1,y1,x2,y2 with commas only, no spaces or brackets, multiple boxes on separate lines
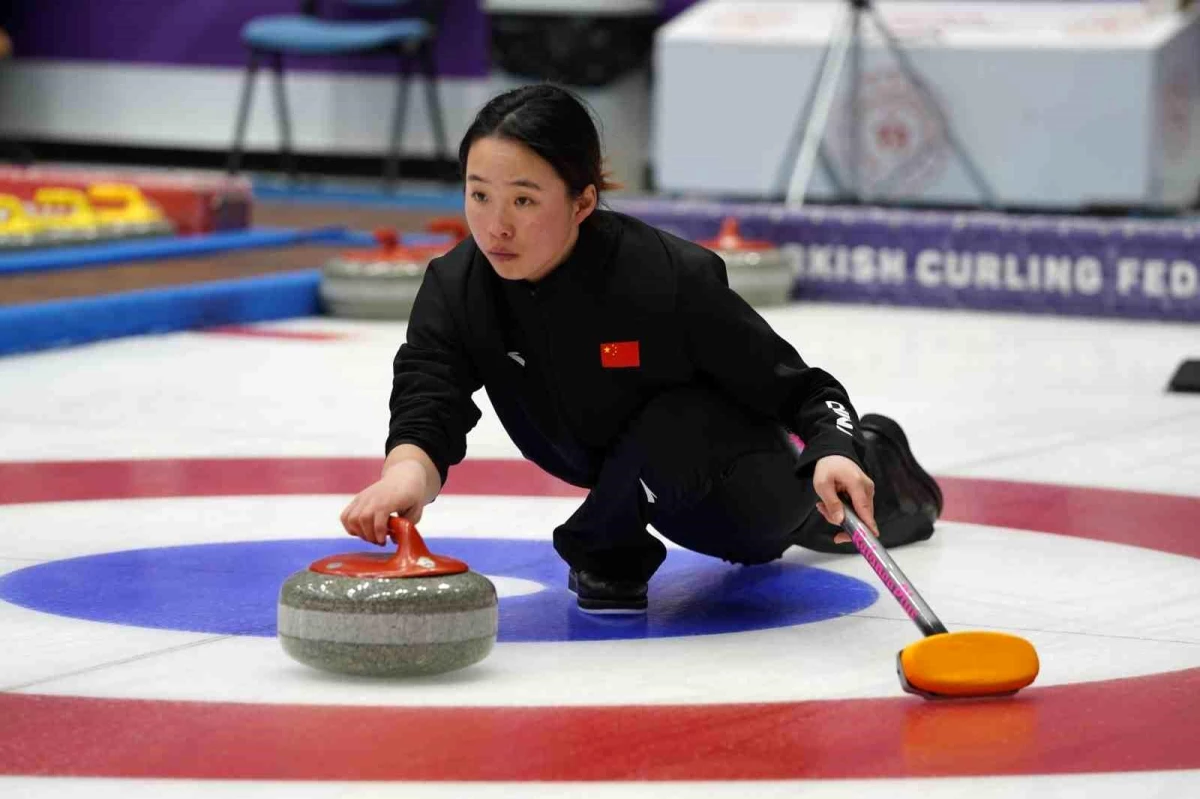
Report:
849,6,863,199
776,22,850,199
785,6,856,207
865,6,996,207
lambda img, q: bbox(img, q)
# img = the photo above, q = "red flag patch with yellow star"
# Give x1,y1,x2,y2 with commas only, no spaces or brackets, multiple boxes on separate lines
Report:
600,341,640,369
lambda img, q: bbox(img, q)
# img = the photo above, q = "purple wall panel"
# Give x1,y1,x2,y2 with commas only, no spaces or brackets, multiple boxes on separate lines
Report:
0,0,701,76
661,0,701,19
0,1,490,77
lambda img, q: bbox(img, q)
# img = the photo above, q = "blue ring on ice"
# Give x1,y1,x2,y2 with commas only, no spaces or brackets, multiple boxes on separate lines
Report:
0,538,877,642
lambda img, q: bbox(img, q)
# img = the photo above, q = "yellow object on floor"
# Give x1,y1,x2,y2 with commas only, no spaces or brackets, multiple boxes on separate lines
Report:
88,183,169,227
0,193,42,236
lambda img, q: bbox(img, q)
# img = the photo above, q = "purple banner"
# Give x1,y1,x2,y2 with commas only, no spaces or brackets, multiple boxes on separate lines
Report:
614,199,1200,322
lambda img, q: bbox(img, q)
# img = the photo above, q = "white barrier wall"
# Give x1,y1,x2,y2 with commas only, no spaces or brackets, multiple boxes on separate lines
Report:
654,1,1200,208
0,62,485,159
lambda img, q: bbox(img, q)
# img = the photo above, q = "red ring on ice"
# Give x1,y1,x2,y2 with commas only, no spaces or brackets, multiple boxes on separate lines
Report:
0,458,1197,780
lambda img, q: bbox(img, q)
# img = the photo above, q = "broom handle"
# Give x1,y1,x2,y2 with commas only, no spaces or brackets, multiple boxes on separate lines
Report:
842,506,948,637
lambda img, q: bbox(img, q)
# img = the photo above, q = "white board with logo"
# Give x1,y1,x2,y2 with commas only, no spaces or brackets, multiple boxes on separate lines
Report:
653,0,1200,208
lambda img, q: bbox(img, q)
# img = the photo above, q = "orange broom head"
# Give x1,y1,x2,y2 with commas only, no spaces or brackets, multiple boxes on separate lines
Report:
899,631,1040,699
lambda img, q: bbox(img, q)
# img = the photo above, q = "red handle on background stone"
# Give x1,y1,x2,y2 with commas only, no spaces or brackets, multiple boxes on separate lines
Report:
700,216,775,252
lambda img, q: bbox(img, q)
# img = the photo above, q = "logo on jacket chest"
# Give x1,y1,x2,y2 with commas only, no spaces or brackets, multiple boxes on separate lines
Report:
600,340,640,369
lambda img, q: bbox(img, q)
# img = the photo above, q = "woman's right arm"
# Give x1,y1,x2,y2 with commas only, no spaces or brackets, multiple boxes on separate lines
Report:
342,259,483,545
340,443,440,545
382,443,442,503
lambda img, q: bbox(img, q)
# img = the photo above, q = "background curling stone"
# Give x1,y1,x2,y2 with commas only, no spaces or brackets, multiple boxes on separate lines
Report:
319,217,467,320
278,517,497,677
699,217,796,307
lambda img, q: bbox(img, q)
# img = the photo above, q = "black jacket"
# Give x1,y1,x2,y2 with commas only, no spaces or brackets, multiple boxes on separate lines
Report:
387,209,867,489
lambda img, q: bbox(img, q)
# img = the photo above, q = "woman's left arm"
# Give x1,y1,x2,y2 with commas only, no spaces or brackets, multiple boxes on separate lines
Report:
677,249,869,475
678,250,878,531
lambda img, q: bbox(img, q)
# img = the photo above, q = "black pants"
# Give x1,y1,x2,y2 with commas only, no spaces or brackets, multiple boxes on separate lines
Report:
553,385,843,582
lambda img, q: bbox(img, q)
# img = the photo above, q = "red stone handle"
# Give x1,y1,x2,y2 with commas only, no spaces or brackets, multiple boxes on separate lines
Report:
382,516,467,575
308,517,469,578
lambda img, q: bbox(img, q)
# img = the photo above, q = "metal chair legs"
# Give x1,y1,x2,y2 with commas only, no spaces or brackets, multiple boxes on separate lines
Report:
269,52,297,180
385,46,415,187
227,51,261,175
228,50,296,180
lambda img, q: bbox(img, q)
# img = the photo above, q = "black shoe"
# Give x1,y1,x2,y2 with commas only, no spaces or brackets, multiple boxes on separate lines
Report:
568,569,648,615
795,413,941,555
859,413,942,547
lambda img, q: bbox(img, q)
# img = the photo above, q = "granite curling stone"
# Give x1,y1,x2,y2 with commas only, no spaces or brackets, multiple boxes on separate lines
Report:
319,218,467,320
700,217,796,307
278,516,497,677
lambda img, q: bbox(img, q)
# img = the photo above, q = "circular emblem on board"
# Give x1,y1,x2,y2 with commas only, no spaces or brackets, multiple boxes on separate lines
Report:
827,69,949,198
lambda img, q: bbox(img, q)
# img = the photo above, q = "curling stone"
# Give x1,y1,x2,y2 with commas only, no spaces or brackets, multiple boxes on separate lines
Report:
700,217,796,307
319,218,468,320
278,516,497,677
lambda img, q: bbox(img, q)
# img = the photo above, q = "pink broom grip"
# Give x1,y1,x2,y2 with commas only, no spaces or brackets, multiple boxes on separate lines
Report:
842,506,948,637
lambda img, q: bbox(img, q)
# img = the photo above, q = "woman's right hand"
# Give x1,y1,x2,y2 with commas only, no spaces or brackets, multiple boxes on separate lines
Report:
339,459,429,546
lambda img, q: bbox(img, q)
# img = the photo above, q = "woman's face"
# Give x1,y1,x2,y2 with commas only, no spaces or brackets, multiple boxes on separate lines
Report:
464,136,596,282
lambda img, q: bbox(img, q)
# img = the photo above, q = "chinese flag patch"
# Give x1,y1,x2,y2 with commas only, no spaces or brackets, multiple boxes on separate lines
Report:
600,340,640,369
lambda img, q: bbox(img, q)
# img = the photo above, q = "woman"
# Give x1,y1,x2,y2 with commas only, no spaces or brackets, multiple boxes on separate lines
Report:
341,84,942,614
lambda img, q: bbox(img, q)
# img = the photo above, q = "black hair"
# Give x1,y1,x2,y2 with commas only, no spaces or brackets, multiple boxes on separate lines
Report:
458,83,620,197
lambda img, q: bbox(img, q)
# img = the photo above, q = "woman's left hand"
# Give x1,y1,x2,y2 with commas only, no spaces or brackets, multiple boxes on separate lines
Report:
812,455,879,544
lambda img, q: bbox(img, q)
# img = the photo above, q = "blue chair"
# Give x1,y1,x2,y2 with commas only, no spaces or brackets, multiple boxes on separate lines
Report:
227,0,448,185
